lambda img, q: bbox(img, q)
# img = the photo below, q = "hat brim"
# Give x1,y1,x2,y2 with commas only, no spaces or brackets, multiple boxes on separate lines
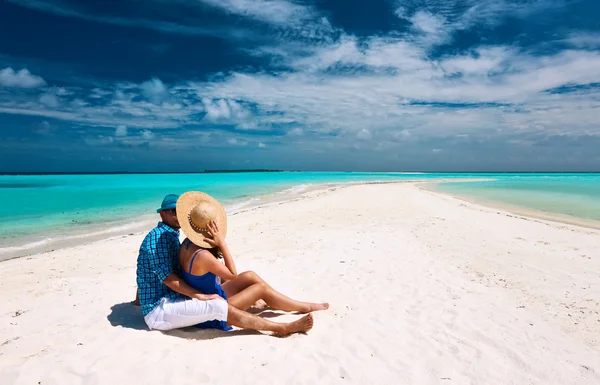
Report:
177,191,227,248
156,203,176,213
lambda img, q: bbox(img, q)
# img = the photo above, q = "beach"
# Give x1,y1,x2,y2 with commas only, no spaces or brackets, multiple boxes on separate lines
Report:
1,181,599,384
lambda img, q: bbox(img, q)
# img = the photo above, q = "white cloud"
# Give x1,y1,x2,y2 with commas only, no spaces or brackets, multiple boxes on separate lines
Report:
441,46,515,75
410,11,449,45
357,128,372,140
203,99,230,120
115,125,128,137
202,98,250,121
285,35,428,73
115,90,127,100
90,88,112,99
1,0,596,155
140,78,168,101
0,67,46,88
258,142,267,148
0,84,201,129
188,39,600,142
39,93,60,108
394,6,407,19
3,37,600,145
394,130,411,141
411,11,446,35
71,99,88,107
38,86,72,108
227,137,248,145
237,121,258,130
54,87,70,96
198,0,317,26
564,32,600,49
440,0,567,32
141,130,155,140
393,0,568,49
288,127,304,136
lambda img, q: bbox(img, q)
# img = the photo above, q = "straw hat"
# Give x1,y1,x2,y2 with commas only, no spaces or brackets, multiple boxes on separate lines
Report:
177,191,227,248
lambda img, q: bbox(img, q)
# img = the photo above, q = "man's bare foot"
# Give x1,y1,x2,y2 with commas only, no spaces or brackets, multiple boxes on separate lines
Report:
278,314,314,336
309,303,329,312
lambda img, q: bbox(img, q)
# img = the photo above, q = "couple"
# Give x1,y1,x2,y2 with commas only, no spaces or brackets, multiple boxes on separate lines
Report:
135,192,328,336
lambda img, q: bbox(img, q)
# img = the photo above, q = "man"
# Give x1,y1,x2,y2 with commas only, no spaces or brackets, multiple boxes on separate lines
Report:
135,193,313,335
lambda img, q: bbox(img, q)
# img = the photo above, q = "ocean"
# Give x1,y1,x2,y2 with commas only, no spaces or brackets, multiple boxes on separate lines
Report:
430,173,600,225
1,172,599,259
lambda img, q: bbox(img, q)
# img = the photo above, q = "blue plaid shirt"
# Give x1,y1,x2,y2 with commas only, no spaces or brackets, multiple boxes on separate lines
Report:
136,222,184,316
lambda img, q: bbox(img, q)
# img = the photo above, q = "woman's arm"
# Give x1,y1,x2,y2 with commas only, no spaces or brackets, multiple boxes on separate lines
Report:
219,242,237,277
201,220,238,281
194,250,238,281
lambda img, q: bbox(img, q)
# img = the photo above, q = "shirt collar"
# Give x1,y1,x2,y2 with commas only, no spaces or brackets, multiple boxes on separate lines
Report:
158,221,180,235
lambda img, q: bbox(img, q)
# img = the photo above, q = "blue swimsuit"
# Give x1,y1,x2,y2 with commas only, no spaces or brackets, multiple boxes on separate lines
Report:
181,239,232,331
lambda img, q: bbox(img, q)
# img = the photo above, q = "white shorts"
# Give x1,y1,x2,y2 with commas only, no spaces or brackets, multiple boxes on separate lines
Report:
144,297,229,331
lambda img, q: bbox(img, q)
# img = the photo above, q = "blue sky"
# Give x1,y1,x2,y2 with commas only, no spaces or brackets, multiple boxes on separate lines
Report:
1,0,600,172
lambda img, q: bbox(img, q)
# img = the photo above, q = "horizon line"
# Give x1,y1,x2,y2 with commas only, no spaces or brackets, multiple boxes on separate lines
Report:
2,170,600,176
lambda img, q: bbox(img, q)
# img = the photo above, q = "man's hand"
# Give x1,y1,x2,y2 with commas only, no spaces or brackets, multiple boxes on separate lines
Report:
194,293,225,301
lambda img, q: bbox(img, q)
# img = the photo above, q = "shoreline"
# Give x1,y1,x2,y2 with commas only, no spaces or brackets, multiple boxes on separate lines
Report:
4,176,600,262
419,181,600,231
0,179,428,262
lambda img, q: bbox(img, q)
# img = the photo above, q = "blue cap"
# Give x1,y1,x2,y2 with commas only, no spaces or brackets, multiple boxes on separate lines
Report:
157,194,179,213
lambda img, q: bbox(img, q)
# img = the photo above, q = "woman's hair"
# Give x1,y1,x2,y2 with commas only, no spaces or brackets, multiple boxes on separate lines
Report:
207,247,223,259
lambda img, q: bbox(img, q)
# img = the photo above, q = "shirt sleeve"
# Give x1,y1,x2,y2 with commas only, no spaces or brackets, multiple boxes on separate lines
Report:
148,232,179,283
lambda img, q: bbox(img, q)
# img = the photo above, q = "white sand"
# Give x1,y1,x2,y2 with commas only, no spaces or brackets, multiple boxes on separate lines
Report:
1,182,599,385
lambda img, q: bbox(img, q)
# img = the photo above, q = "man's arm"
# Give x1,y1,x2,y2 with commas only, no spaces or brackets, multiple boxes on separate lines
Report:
149,232,222,301
134,275,221,304
163,273,223,301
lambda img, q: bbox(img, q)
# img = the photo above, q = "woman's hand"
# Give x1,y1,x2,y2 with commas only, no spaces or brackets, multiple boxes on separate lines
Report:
203,220,225,248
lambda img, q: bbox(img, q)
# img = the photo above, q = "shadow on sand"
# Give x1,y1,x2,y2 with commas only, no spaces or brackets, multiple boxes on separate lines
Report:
247,310,286,319
165,309,290,340
107,302,288,339
107,302,150,331
165,328,264,340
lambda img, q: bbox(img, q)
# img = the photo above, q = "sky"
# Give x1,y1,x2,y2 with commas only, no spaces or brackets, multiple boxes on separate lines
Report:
1,0,600,172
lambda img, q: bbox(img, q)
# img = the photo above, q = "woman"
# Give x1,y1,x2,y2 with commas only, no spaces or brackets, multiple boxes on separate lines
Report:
177,191,328,330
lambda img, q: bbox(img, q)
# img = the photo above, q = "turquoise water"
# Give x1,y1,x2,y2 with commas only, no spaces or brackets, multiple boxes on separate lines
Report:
0,172,461,256
433,173,600,222
1,172,599,258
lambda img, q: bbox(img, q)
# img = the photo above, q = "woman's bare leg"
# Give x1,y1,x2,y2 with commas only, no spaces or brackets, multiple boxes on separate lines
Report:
222,271,268,310
222,271,328,312
221,271,265,297
227,282,329,313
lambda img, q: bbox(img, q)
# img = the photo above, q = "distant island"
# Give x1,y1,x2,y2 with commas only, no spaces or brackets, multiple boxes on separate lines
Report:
203,169,283,173
0,170,285,175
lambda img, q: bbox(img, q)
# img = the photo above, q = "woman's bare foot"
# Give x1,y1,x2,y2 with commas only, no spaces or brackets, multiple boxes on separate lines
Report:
277,314,314,336
309,303,329,312
253,299,269,310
